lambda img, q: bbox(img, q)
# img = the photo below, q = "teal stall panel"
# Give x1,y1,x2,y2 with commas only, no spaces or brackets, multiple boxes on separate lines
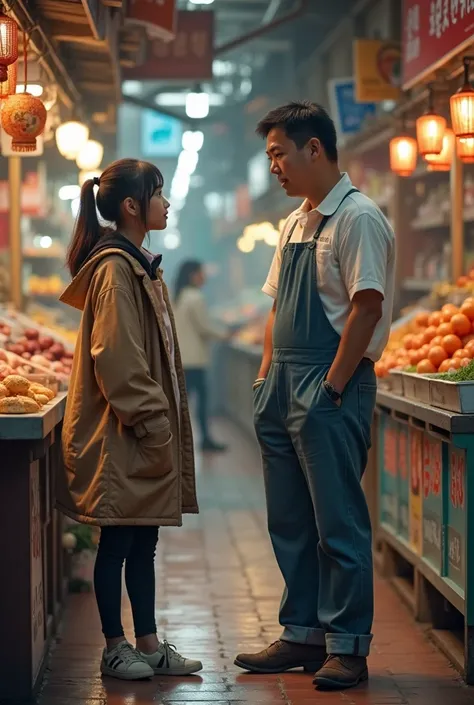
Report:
398,424,410,542
447,446,466,594
380,414,398,531
421,434,443,572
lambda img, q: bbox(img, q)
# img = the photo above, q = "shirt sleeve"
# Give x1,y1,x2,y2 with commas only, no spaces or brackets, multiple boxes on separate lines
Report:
337,212,394,301
262,218,291,298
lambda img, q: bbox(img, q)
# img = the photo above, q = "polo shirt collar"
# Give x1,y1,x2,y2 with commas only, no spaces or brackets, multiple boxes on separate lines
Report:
296,173,354,218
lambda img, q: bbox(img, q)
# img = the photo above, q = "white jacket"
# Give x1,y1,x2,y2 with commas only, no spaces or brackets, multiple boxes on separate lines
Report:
173,287,225,368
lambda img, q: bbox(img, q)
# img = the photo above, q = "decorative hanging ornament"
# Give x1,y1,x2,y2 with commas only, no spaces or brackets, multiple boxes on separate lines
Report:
389,134,418,177
1,92,47,151
457,136,474,163
0,61,16,100
450,57,474,140
416,87,446,156
424,127,455,171
0,29,46,152
0,10,18,83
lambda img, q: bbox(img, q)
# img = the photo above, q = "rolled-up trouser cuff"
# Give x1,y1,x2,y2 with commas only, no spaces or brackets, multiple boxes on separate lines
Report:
281,625,326,646
326,633,373,657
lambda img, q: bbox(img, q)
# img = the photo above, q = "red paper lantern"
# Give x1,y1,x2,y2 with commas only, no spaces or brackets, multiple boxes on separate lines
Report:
389,135,417,177
450,58,474,139
0,61,16,100
0,12,18,82
1,92,46,152
457,137,474,163
424,128,455,171
416,113,446,156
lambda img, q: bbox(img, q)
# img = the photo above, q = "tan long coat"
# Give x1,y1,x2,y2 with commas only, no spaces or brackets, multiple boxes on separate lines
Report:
56,248,198,526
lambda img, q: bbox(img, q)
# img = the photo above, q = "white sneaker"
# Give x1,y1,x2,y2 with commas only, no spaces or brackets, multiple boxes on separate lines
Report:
139,640,203,675
101,641,154,680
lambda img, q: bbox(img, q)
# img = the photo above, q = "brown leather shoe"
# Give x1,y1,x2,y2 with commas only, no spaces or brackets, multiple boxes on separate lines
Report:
313,655,368,690
234,640,327,674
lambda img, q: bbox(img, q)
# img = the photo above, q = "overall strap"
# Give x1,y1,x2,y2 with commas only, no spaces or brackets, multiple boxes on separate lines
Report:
284,220,299,246
312,187,359,242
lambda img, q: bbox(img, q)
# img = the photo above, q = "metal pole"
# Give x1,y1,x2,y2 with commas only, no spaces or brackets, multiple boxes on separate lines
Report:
451,152,464,282
9,156,22,311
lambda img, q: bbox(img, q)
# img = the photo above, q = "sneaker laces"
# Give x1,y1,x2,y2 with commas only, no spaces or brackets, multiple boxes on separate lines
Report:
114,642,145,665
162,640,186,664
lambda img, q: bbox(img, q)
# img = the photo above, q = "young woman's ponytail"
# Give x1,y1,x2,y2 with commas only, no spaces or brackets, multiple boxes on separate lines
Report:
66,179,102,277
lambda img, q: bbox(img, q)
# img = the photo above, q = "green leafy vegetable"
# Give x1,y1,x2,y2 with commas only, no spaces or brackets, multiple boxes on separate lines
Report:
437,359,474,382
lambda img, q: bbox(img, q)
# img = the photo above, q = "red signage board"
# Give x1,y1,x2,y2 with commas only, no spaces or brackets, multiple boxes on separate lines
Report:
403,0,474,89
127,0,177,42
124,10,214,81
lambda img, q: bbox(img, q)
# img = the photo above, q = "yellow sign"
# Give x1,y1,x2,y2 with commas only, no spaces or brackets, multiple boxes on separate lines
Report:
354,39,401,103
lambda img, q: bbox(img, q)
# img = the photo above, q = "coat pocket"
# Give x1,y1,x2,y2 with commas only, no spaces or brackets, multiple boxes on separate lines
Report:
129,417,174,479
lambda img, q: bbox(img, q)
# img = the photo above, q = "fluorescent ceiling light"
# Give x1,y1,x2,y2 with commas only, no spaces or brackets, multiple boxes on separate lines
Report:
156,92,224,108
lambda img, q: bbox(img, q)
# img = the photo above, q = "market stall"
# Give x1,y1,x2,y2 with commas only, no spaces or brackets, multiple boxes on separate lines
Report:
0,391,67,700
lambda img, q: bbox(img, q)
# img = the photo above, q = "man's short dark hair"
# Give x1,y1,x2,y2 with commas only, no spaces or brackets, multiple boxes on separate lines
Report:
256,101,338,163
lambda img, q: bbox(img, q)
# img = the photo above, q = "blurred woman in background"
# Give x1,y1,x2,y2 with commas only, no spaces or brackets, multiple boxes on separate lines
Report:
174,260,228,452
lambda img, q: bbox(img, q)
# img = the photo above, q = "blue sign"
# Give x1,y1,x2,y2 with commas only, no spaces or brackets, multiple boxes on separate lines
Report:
328,78,376,137
141,110,182,158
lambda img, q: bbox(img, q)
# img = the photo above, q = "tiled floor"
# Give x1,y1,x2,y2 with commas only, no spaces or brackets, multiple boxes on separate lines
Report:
39,421,471,705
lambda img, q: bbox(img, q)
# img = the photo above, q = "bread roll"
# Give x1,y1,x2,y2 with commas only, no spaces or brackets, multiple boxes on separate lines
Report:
0,395,40,414
3,375,30,396
29,384,54,400
0,383,7,399
35,394,49,406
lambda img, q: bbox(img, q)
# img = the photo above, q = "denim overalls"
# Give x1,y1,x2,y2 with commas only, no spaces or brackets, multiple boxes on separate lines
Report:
254,189,377,657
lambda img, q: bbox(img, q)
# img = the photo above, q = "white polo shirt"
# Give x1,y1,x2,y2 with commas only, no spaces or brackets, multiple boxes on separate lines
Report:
263,173,395,362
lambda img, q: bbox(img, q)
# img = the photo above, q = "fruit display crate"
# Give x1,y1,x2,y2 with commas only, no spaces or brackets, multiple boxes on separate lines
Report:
375,389,474,683
430,378,474,413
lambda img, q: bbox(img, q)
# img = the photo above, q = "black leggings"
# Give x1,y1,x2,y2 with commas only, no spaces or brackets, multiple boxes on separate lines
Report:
94,525,159,639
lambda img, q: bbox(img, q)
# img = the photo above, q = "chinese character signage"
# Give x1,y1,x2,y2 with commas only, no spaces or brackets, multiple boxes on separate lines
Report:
421,436,443,570
124,10,214,81
127,0,176,42
380,415,399,530
447,446,466,592
327,78,376,139
403,0,474,89
398,425,410,540
354,40,401,102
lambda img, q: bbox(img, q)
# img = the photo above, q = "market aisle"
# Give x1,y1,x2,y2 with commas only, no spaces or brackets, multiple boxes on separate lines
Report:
38,421,472,705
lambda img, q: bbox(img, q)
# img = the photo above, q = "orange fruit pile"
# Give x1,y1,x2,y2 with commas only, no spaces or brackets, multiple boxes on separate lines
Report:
375,298,474,378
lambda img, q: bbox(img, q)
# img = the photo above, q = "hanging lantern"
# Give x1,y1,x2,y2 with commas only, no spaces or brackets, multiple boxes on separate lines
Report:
416,87,446,155
55,120,89,160
76,139,104,171
389,135,418,177
0,11,18,83
451,57,474,139
424,128,455,171
0,61,16,100
1,92,47,152
457,136,474,163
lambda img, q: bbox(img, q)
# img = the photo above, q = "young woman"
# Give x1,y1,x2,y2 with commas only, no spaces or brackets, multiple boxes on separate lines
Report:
173,260,228,452
56,159,201,681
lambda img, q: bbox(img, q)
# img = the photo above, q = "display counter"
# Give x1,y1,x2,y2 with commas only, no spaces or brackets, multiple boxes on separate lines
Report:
0,393,68,701
375,389,474,682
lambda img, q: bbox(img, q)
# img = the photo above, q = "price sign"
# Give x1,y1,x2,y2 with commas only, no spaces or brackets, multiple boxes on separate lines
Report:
409,428,423,554
447,447,466,591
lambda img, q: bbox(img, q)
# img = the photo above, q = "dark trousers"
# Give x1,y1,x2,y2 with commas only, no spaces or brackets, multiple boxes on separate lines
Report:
94,525,159,639
184,368,210,441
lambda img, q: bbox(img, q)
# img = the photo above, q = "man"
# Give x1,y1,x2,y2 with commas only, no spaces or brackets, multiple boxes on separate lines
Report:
234,102,395,690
